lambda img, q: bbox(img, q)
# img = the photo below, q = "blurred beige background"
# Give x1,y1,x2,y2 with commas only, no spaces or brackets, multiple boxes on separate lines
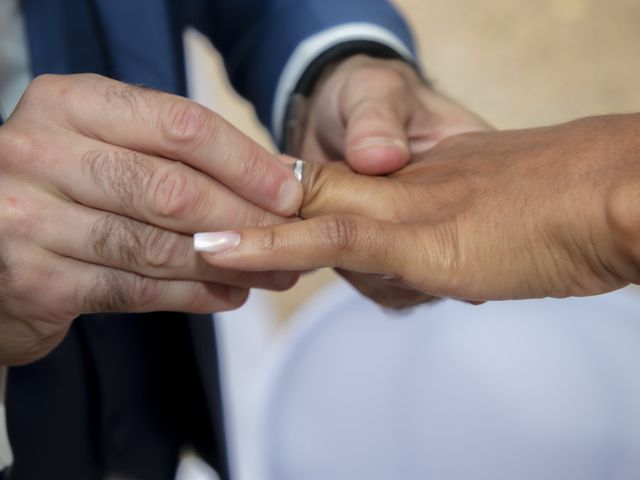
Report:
185,0,640,322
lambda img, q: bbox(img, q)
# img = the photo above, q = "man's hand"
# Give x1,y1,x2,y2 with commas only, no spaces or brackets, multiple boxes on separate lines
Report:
296,55,491,174
0,74,302,365
195,114,640,306
290,53,491,306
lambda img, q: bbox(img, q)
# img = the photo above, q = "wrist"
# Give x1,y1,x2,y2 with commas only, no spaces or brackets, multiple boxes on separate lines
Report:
283,43,421,155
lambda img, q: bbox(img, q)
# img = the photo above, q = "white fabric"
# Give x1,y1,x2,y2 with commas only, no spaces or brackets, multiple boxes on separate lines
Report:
215,291,278,480
271,22,415,144
0,0,30,118
244,284,640,480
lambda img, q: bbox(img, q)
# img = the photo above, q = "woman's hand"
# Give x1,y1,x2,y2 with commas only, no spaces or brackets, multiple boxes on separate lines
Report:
195,115,640,305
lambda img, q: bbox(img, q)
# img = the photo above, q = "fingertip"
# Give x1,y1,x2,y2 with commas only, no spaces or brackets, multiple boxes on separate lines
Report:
230,287,250,306
273,271,301,291
189,283,249,313
216,286,249,310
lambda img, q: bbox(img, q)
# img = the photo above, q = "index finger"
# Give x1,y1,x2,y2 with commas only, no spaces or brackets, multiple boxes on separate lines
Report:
340,68,415,174
33,74,302,216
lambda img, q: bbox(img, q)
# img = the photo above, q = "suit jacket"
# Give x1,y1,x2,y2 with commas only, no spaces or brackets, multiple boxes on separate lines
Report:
3,1,415,479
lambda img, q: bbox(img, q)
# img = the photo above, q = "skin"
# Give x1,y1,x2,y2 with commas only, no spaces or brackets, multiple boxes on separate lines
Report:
0,55,479,364
295,54,491,307
0,73,303,365
196,114,640,306
299,54,491,175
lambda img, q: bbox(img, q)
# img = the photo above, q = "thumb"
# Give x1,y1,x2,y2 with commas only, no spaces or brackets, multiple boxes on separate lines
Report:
343,95,412,175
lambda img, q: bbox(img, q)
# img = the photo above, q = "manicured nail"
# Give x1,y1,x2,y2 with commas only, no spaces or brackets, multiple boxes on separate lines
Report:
352,137,407,151
193,232,241,254
275,177,302,214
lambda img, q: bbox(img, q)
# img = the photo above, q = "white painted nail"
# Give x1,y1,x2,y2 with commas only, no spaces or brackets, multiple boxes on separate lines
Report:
193,232,241,254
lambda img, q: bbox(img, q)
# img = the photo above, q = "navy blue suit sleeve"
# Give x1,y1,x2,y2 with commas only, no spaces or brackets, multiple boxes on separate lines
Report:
194,0,416,135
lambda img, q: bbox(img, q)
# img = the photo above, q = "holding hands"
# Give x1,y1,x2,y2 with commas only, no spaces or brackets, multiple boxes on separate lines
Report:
4,59,637,364
197,114,640,306
0,55,482,364
0,56,490,363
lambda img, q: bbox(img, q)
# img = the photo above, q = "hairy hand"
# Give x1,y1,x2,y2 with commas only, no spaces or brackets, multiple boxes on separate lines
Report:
0,74,301,365
196,115,640,307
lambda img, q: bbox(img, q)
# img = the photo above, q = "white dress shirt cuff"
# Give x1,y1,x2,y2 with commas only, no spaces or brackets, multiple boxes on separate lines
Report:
272,22,415,145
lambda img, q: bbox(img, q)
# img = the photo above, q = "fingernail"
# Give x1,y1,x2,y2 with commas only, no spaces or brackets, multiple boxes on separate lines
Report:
193,232,241,254
276,177,302,214
352,137,407,151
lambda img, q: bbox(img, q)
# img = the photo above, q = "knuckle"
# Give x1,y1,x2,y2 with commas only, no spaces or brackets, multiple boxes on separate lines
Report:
160,99,210,149
90,214,187,273
142,229,188,271
90,214,144,267
23,74,81,118
103,81,165,125
0,126,43,169
85,270,132,312
8,255,56,302
129,275,160,311
147,163,202,220
320,215,358,253
82,149,154,210
22,74,63,104
104,81,143,115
